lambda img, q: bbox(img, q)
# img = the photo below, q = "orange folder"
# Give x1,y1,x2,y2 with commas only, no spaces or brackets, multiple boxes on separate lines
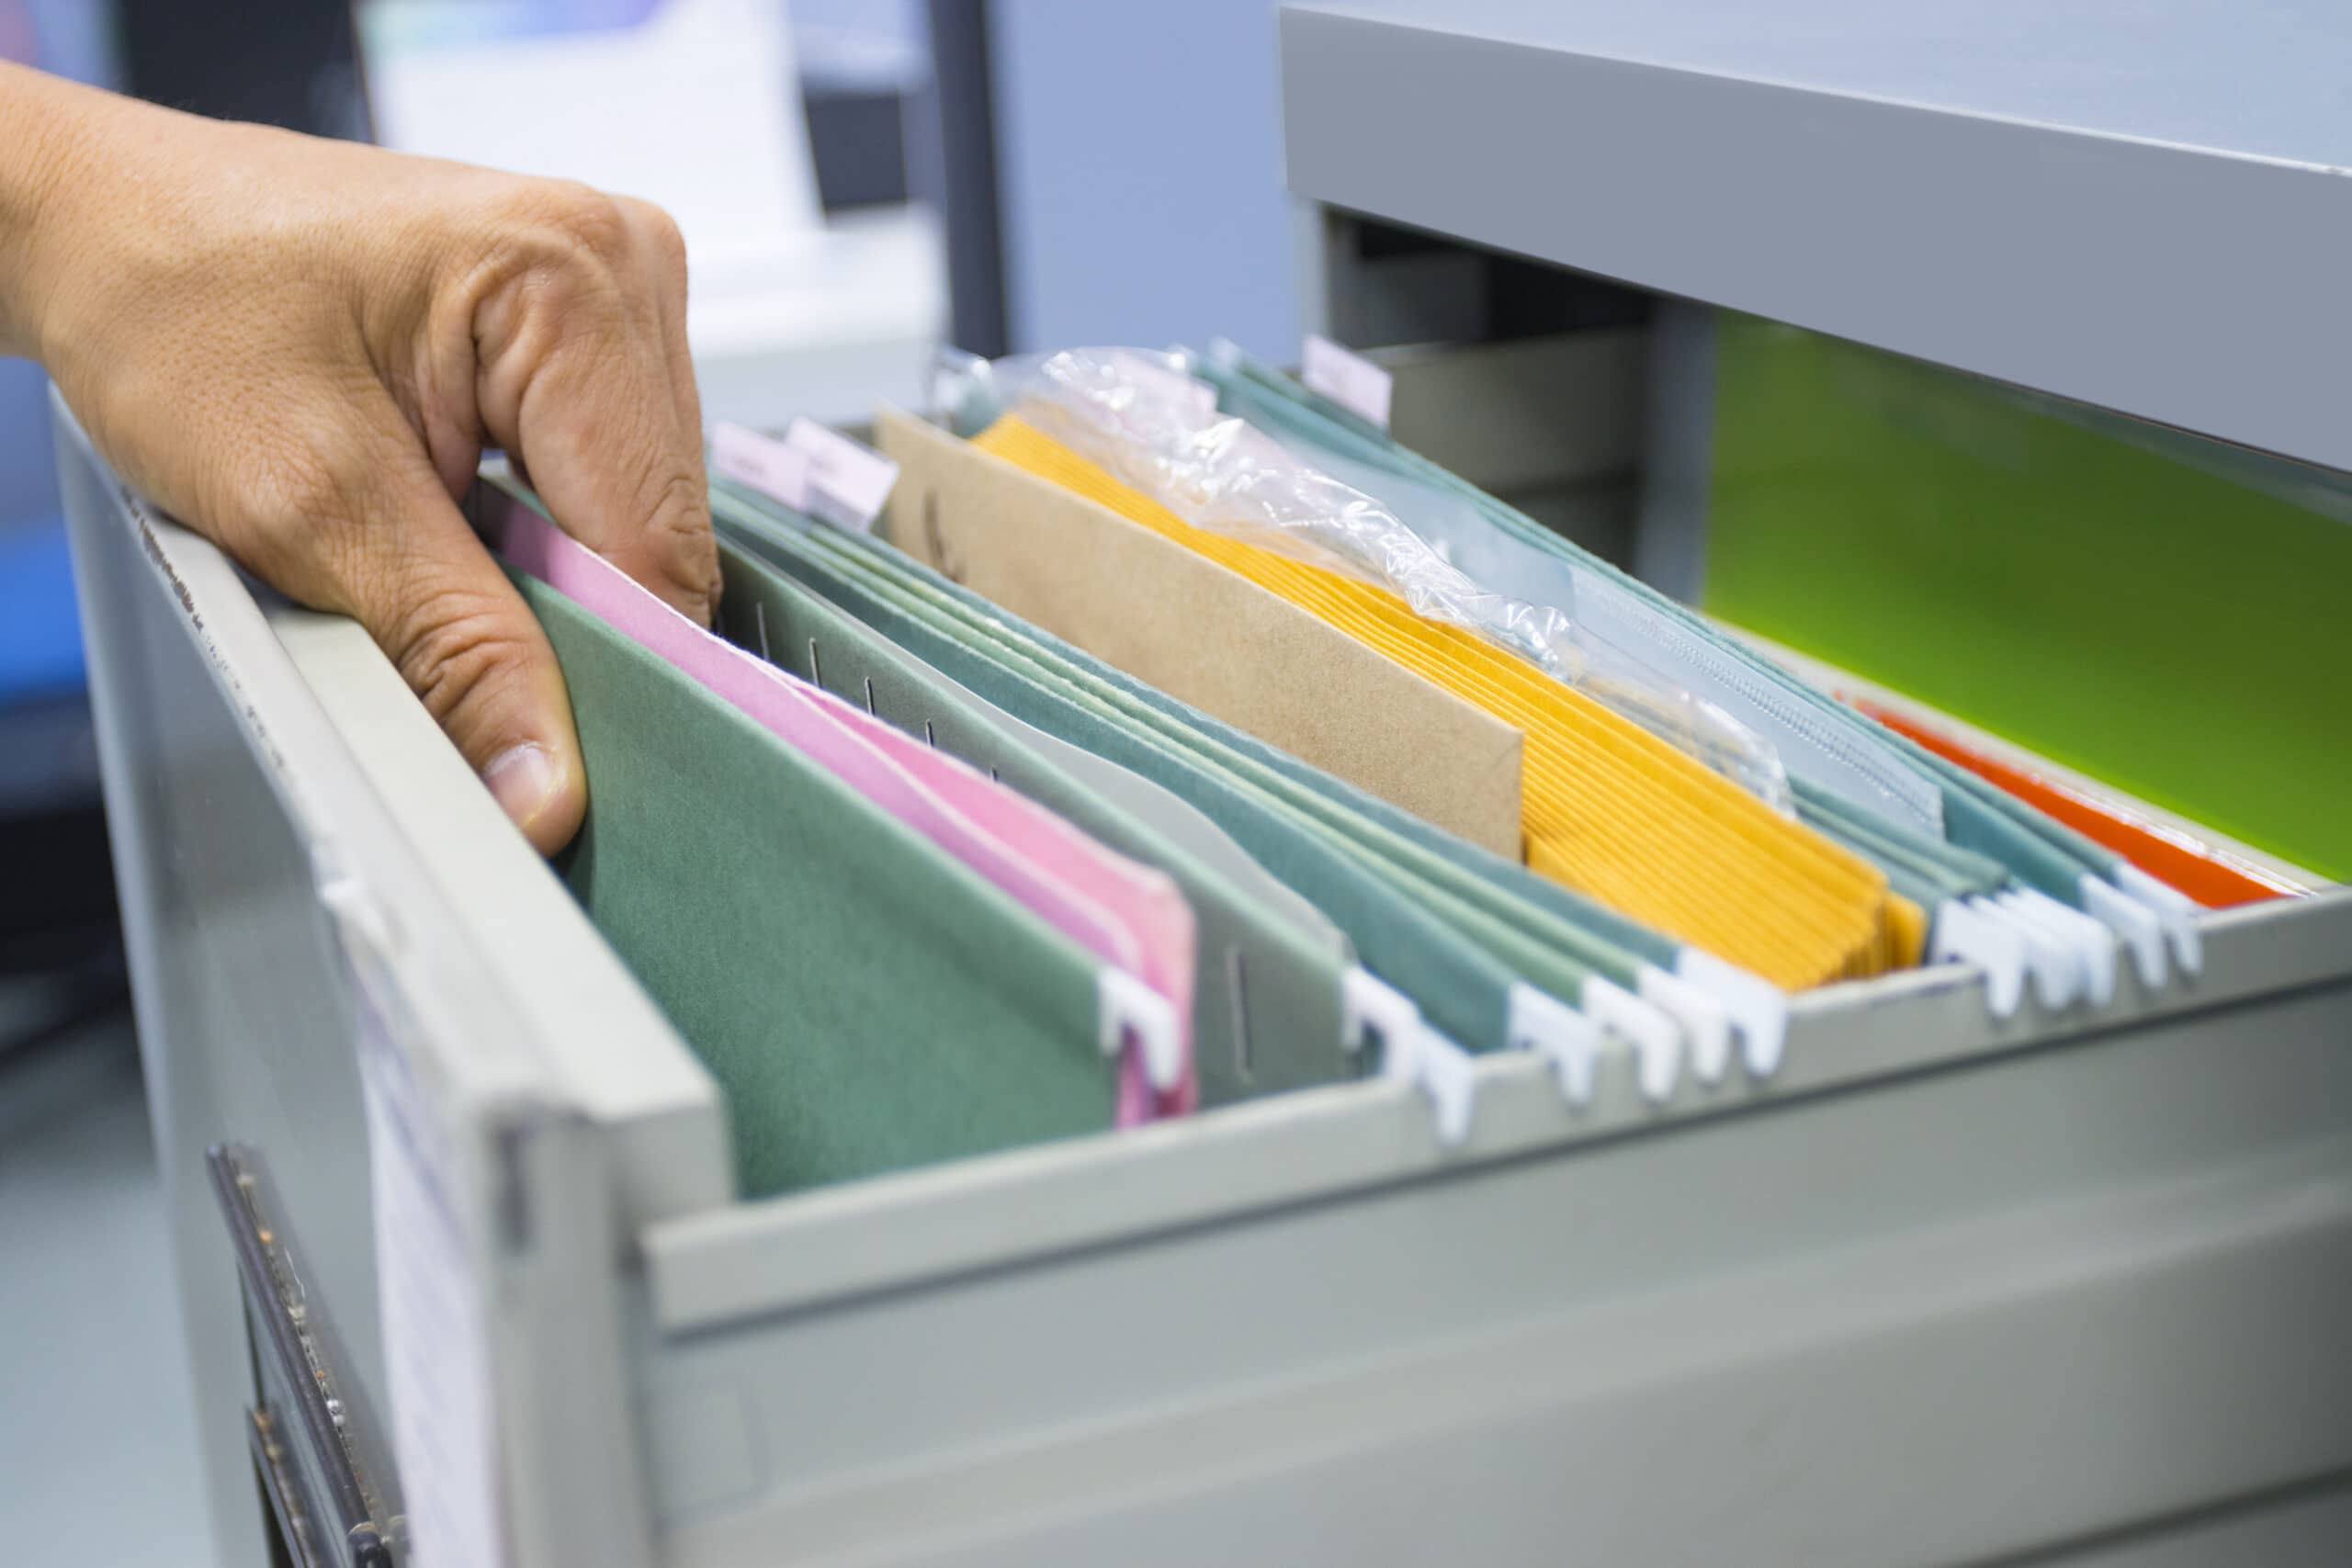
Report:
1854,703,2294,909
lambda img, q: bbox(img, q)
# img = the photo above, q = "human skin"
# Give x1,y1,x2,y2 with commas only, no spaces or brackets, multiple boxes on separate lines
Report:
0,60,719,853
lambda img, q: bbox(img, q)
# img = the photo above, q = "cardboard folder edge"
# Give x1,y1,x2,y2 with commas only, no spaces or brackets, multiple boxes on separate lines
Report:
872,406,1526,860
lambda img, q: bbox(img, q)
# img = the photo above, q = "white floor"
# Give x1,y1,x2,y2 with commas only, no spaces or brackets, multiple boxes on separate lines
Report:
0,995,214,1566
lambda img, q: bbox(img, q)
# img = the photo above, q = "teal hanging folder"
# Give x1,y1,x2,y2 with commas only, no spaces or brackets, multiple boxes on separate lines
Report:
514,570,1115,1199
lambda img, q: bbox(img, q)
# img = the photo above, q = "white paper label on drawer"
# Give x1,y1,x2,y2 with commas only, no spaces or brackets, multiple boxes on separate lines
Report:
710,421,813,512
355,980,511,1568
1301,333,1394,431
785,417,899,535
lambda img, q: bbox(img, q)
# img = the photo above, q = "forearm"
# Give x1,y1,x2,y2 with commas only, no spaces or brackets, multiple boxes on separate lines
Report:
0,61,119,363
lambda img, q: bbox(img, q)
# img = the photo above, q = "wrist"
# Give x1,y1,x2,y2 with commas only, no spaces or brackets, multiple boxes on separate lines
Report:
0,63,112,364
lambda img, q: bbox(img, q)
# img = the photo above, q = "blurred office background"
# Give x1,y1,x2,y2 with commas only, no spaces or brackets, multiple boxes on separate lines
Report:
0,4,1306,1562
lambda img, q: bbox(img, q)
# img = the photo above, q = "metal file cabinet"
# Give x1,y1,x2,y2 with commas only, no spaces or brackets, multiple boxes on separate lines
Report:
59,339,2352,1564
51,13,2352,1553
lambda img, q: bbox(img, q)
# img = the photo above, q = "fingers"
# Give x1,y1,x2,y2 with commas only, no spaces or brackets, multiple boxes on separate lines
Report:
298,435,589,854
470,186,719,626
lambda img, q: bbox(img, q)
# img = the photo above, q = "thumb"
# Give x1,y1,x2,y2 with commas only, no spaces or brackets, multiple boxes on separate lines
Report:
332,461,588,854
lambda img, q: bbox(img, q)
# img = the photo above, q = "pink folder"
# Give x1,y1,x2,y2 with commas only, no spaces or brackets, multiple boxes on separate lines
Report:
483,490,1196,1122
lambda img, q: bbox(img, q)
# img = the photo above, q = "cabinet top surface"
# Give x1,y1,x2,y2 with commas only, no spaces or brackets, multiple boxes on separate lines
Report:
1291,0,2352,172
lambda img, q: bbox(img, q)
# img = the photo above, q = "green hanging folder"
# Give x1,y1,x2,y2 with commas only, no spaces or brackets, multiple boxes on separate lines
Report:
513,570,1116,1200
716,491,1532,1056
715,481,1727,1089
711,537,1353,1105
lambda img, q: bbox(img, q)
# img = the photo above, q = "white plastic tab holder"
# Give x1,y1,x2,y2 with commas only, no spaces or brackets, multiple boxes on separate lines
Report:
2080,873,2169,991
1987,895,2080,1010
2004,887,2116,1010
1341,966,1422,1057
1507,981,1600,1105
1637,966,1732,1085
1931,900,2028,1019
1378,1018,1477,1145
784,416,899,534
2115,863,2205,976
1583,976,1681,1103
2008,886,2117,1010
1301,333,1395,431
1096,968,1182,1092
1673,947,1791,1078
710,420,813,511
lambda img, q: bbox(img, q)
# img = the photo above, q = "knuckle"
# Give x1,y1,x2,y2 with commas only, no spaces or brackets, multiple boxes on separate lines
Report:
642,466,721,603
621,197,689,276
391,590,535,734
532,180,633,262
475,181,634,310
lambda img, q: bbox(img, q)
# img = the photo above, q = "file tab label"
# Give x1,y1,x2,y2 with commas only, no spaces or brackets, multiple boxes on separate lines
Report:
786,417,900,535
1302,333,1394,431
711,421,813,512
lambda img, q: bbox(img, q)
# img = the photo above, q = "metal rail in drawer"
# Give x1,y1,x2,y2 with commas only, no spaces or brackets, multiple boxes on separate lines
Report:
209,1144,400,1568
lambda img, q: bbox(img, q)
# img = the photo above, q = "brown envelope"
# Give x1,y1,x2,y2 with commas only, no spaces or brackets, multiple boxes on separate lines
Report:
874,407,1524,858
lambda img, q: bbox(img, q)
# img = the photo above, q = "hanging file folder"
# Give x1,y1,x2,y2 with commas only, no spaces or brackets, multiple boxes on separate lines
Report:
710,535,1360,1105
964,412,1900,992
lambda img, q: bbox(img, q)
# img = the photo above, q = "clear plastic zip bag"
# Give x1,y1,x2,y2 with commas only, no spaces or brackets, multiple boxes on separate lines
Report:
934,344,1793,814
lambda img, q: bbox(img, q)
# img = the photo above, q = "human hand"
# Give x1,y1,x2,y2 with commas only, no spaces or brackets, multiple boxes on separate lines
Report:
2,63,718,852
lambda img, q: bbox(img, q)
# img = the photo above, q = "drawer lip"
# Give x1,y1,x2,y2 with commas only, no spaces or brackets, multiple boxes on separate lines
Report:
645,884,2352,1334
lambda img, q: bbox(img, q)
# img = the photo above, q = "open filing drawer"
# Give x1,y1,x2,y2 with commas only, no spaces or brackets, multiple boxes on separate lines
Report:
58,389,2352,1568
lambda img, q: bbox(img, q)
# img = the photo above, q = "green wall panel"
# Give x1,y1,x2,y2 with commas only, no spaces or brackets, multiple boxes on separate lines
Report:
1705,317,2350,882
